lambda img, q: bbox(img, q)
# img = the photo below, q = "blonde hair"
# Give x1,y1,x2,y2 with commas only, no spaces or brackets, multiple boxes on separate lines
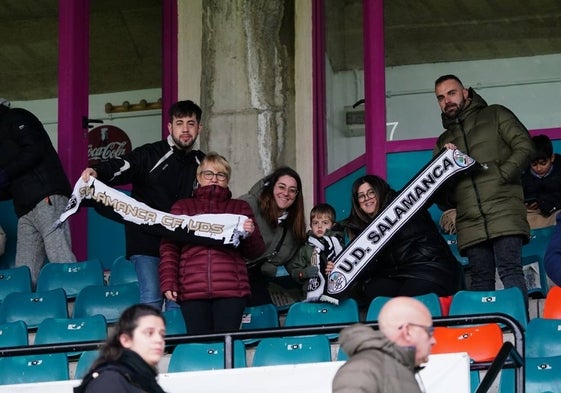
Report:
197,151,231,179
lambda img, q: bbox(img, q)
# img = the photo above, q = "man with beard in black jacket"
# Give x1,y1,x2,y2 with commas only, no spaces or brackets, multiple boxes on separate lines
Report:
81,100,205,311
0,98,76,285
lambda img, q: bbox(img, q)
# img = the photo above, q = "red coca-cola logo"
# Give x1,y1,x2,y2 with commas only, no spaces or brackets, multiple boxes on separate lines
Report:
88,125,132,166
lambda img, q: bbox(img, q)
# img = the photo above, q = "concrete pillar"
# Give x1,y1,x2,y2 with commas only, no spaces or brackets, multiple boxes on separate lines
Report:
198,0,296,197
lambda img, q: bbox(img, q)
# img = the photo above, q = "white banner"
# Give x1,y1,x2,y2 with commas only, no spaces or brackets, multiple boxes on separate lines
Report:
56,177,248,247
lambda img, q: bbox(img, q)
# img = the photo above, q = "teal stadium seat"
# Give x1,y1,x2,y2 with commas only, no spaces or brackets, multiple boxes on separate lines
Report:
501,355,561,393
366,293,442,322
336,345,348,361
525,355,561,393
522,226,555,297
284,298,359,327
252,335,332,367
526,317,561,358
109,256,138,285
241,303,279,330
168,341,247,372
163,308,187,336
34,315,107,355
0,288,68,329
441,233,470,267
74,350,100,379
0,265,32,304
0,320,28,348
0,353,69,385
37,260,104,299
73,282,140,323
448,287,528,330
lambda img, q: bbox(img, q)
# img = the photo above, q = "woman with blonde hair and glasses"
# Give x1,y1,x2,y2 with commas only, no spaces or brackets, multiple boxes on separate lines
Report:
159,152,265,334
339,175,461,305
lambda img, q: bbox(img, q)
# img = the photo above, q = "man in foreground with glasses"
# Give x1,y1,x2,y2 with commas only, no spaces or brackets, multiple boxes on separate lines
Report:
81,100,205,311
333,297,435,393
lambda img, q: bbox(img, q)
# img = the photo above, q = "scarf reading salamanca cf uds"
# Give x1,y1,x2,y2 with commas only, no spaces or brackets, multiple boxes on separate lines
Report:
55,177,250,248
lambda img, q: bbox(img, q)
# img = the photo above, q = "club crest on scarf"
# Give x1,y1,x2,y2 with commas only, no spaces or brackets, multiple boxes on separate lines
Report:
324,148,482,298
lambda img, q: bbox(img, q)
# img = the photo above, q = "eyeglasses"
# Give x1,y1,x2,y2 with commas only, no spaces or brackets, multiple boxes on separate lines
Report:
275,183,299,197
200,170,228,181
399,322,435,338
357,189,377,202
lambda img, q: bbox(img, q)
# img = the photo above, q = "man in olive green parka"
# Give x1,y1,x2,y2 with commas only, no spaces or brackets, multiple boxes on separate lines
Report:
433,74,533,301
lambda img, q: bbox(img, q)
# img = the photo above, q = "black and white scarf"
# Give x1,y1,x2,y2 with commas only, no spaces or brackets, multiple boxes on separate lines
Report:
56,177,248,247
326,148,481,297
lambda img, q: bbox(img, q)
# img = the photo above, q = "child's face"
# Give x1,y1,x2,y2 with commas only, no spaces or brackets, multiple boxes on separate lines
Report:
311,214,334,237
531,155,554,177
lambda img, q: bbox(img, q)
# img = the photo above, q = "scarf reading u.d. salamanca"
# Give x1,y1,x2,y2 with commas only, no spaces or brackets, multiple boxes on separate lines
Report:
55,177,248,247
326,148,482,297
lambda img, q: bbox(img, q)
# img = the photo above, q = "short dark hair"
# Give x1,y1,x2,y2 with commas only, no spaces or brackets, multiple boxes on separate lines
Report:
169,100,202,123
311,203,336,222
435,74,464,88
531,134,554,162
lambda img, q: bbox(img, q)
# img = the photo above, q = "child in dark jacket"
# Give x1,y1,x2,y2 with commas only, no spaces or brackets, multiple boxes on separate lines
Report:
522,134,561,218
286,203,343,304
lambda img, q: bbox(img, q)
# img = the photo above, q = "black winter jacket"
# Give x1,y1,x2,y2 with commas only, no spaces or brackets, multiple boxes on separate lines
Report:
93,135,204,258
522,154,561,216
0,105,71,217
343,192,461,296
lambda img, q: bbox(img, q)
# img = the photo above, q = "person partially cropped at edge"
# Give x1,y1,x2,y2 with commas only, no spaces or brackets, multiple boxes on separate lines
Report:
0,98,75,285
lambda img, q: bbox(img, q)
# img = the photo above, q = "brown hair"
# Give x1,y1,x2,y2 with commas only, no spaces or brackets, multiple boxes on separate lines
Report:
258,166,306,243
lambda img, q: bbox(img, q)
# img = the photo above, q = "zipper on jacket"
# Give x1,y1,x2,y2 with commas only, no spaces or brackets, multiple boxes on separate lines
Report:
458,119,490,240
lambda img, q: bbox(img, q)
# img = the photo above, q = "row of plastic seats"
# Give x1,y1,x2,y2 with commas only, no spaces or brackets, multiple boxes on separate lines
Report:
0,257,138,305
243,287,534,334
499,315,561,392
368,287,528,330
241,298,360,335
0,332,334,385
441,225,555,298
0,281,140,329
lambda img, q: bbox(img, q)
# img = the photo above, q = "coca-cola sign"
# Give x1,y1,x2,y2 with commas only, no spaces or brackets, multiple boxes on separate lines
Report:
88,125,132,166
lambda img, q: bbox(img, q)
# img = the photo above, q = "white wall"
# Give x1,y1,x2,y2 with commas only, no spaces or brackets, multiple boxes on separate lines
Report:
326,54,561,172
12,89,162,151
0,353,471,393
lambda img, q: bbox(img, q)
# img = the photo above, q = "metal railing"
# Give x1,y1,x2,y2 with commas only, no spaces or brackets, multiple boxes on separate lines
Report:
0,313,524,392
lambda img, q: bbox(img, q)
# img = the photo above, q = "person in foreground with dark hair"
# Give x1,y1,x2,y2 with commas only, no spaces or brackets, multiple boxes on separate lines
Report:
332,297,435,393
74,304,167,393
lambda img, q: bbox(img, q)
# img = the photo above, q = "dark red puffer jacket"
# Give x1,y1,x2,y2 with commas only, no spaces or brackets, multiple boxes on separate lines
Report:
159,185,265,300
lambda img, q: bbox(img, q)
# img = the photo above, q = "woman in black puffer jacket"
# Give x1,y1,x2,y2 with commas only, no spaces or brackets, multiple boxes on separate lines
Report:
340,175,462,304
